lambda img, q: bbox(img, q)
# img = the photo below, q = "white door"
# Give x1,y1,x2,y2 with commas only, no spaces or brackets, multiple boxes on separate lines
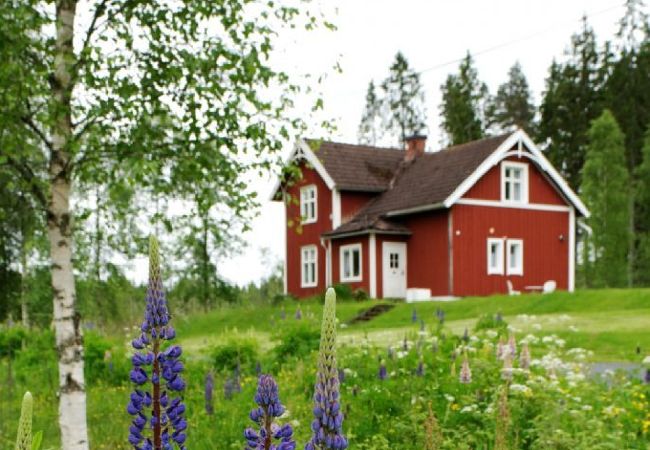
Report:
382,242,407,298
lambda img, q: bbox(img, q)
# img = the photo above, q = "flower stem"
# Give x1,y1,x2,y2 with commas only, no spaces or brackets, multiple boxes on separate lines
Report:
153,338,161,450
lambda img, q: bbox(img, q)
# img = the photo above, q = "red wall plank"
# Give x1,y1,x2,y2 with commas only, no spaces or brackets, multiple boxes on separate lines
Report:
285,162,331,297
451,204,569,296
341,191,376,224
464,156,566,206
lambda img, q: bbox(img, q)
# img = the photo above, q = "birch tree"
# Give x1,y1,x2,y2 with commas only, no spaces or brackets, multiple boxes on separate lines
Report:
0,1,327,448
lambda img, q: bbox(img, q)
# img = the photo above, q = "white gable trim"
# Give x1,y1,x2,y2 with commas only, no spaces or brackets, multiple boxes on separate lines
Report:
443,130,590,218
269,138,335,201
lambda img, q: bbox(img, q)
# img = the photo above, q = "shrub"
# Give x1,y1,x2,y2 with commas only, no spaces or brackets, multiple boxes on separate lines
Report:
474,312,508,332
273,324,320,362
332,283,353,301
212,339,259,372
84,331,129,386
353,288,369,301
0,326,27,359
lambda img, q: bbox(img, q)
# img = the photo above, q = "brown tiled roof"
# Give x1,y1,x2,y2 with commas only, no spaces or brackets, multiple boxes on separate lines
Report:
324,133,513,238
308,140,405,192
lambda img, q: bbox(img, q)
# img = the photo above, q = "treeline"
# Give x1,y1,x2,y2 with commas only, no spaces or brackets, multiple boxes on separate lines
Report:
358,4,650,288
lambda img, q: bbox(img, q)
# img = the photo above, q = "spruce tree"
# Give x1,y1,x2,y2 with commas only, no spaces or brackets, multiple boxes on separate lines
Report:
538,18,605,190
635,126,650,285
581,110,631,287
440,52,488,145
358,81,382,145
381,52,427,146
487,62,535,134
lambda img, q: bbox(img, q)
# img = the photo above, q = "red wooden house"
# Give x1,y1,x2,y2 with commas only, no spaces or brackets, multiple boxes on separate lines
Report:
271,130,589,299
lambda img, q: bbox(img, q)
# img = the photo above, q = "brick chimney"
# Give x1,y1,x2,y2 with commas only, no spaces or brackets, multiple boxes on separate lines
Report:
404,134,427,161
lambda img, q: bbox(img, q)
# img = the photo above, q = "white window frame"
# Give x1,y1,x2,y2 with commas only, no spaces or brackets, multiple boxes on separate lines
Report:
487,238,504,275
300,185,317,224
506,239,524,276
340,243,363,282
300,245,318,287
501,161,529,204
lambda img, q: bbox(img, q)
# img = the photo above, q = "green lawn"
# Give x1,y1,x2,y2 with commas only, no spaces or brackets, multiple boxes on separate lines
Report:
173,288,650,362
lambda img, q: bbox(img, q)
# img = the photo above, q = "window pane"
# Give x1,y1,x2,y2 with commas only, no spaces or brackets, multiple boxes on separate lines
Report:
513,182,521,201
512,168,521,179
343,251,350,278
353,250,360,276
505,182,511,200
490,244,497,267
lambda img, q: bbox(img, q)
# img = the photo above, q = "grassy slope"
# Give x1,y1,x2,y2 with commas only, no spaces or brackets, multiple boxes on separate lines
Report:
174,288,650,362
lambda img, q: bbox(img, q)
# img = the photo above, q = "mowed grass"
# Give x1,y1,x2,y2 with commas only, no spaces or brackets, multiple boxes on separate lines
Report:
172,289,650,362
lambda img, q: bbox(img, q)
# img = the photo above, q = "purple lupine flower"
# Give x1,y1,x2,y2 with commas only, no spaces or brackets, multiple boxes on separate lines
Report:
496,338,505,360
224,377,239,400
255,361,263,376
519,343,531,370
644,368,650,384
462,328,469,343
459,356,472,384
415,358,424,377
378,360,388,380
507,334,517,358
501,355,513,381
205,371,214,415
411,308,418,323
495,311,503,324
127,236,186,450
338,368,345,384
306,288,348,450
244,374,296,450
295,308,302,320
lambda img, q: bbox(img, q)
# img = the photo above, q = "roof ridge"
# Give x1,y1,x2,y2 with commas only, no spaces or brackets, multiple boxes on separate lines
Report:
305,138,403,152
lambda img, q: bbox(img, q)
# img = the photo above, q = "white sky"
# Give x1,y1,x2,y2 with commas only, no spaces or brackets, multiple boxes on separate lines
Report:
125,0,627,286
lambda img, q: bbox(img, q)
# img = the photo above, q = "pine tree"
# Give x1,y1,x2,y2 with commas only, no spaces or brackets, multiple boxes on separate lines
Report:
487,62,535,134
538,18,605,190
635,125,650,285
440,52,488,145
358,81,382,145
581,110,631,287
381,52,427,146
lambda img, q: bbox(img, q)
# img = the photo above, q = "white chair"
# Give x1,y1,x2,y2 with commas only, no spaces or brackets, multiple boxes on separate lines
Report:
506,280,520,296
542,280,556,294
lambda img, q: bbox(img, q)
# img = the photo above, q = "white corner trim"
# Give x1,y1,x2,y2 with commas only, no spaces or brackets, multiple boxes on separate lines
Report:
332,189,341,228
443,129,590,218
340,242,363,283
456,198,570,212
369,233,377,298
568,206,575,292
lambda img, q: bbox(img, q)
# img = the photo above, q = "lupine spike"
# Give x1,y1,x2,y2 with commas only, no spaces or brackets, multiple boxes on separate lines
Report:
306,288,348,450
519,343,531,370
244,374,296,450
14,391,33,450
459,356,472,384
205,371,214,415
127,236,186,450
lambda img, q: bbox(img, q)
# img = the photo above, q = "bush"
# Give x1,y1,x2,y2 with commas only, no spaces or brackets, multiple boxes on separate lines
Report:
332,283,353,301
474,312,508,332
84,331,129,386
273,324,320,363
211,339,258,373
0,326,27,359
353,288,369,301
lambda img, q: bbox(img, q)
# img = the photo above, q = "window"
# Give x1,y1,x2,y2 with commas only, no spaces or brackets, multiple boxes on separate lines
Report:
340,243,362,282
300,185,317,224
301,245,317,287
501,162,528,203
487,238,504,275
389,252,399,269
506,239,524,276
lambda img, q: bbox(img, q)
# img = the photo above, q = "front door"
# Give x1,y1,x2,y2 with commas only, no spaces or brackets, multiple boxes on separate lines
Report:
382,242,407,298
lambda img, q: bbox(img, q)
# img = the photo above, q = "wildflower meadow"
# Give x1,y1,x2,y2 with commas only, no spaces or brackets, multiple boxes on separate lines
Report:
0,237,648,449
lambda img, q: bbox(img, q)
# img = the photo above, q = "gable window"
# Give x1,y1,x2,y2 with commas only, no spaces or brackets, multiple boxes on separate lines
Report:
487,238,504,275
300,185,317,224
301,245,318,287
340,243,362,282
506,239,524,276
501,162,528,203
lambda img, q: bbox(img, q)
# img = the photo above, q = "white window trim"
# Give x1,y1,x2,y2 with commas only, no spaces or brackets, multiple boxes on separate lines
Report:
501,161,529,204
506,239,524,276
340,243,363,283
300,245,318,288
487,238,504,275
300,185,317,224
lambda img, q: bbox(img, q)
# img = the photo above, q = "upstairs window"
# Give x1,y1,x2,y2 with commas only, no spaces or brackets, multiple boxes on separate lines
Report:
300,185,317,224
501,162,528,203
340,243,362,282
487,238,504,275
506,239,524,276
301,245,317,287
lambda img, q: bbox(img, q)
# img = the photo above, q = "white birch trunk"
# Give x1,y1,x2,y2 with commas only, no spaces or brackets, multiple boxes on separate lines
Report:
49,1,89,449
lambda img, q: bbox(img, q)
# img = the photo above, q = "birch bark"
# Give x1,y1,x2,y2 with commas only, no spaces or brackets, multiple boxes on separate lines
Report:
49,1,89,449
